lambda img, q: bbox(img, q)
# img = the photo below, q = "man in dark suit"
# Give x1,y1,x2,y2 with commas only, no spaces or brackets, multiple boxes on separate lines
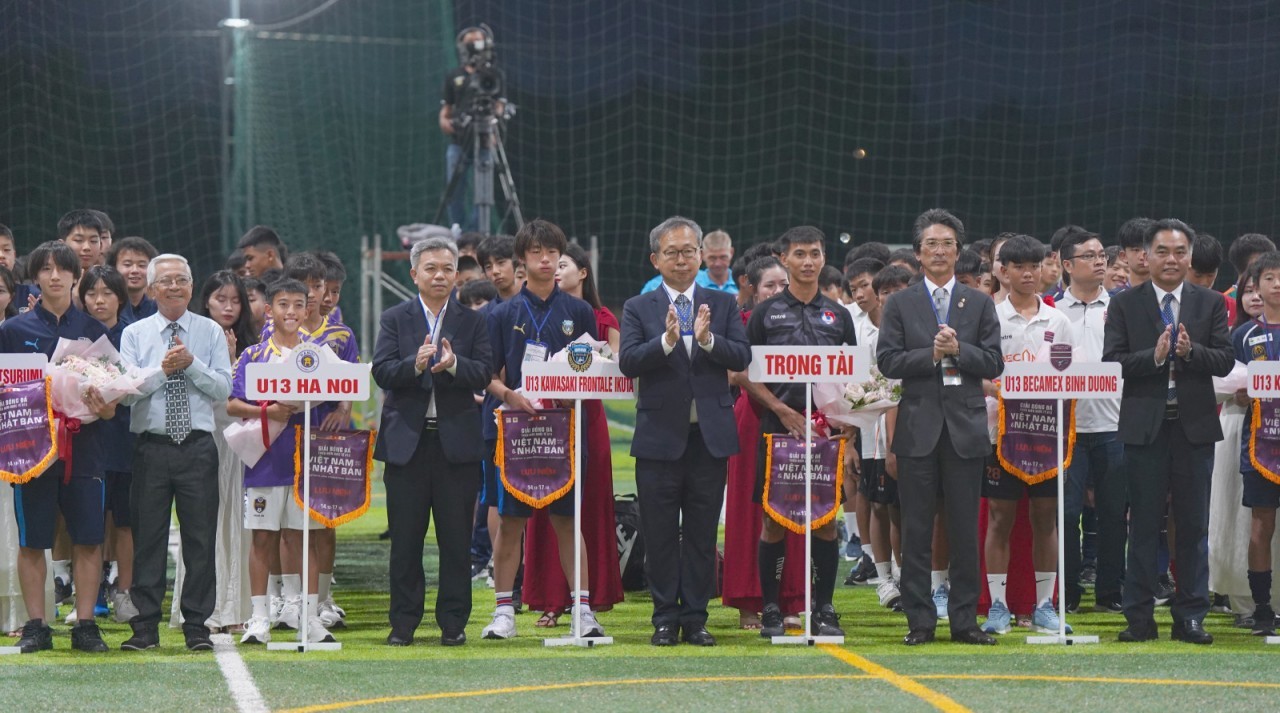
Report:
1103,218,1234,644
877,209,1004,646
373,236,492,647
620,216,751,647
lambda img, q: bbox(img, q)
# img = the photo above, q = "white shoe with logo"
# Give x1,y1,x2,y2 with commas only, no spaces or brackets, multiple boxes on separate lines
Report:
240,616,271,644
482,609,517,640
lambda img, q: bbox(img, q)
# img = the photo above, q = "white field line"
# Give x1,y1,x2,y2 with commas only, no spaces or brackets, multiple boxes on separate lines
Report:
212,633,270,713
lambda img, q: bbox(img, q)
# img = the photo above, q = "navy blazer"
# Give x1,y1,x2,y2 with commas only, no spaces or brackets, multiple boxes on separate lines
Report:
877,280,1004,460
619,285,751,460
372,296,492,466
1103,280,1234,446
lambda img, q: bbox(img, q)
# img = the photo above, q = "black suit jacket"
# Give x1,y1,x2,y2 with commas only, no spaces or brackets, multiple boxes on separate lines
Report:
876,280,1004,459
619,285,751,460
1102,280,1233,446
372,296,492,466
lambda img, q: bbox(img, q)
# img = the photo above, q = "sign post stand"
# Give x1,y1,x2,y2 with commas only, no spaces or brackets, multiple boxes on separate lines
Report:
247,346,371,653
1001,360,1121,646
748,345,869,646
522,355,634,648
1246,361,1280,645
0,354,50,655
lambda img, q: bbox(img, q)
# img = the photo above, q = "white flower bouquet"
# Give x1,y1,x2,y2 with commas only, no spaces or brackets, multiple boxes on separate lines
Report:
48,335,157,423
813,365,902,431
1214,362,1250,404
222,343,320,466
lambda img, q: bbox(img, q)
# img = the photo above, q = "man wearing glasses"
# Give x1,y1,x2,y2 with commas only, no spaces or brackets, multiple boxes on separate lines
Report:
1055,231,1126,614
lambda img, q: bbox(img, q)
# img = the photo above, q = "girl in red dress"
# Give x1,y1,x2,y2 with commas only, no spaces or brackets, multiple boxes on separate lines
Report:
522,245,625,626
722,257,808,628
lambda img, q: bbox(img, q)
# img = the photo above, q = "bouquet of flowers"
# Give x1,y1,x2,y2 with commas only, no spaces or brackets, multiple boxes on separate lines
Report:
222,344,320,466
813,365,902,431
1214,362,1250,404
48,335,157,424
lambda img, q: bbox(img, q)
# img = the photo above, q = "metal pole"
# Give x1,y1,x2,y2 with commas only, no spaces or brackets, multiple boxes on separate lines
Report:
573,400,583,639
1057,397,1066,640
589,235,599,291
301,399,311,649
804,381,812,641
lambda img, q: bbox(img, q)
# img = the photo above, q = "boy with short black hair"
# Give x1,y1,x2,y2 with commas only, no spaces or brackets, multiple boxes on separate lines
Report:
887,248,920,274
57,209,104,272
819,265,845,304
1190,233,1223,289
1224,234,1276,325
313,250,348,329
237,226,288,278
106,236,160,322
1,241,114,653
88,209,115,263
1231,251,1280,636
228,279,336,645
456,254,484,287
955,249,984,291
477,234,519,301
982,235,1075,636
0,223,39,310
459,278,498,309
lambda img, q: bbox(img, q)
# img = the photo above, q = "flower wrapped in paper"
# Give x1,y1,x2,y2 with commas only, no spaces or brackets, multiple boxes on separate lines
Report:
813,364,902,431
1214,362,1249,404
48,335,158,424
221,343,324,466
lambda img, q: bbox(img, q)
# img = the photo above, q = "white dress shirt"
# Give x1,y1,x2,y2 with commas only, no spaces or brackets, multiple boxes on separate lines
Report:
121,310,233,436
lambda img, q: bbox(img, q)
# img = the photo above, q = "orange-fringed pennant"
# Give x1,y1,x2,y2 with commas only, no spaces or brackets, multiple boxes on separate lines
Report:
996,395,1076,485
495,408,575,509
0,377,58,485
762,433,845,535
292,427,376,527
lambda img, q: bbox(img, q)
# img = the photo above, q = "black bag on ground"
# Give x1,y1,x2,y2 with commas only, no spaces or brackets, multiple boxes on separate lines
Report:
615,493,646,591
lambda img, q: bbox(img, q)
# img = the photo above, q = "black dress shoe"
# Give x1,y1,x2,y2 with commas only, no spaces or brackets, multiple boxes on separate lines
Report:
121,624,160,651
1117,624,1158,642
951,628,997,645
440,629,466,647
386,631,414,646
651,624,678,646
903,629,935,646
681,625,716,647
184,625,214,652
1171,619,1213,645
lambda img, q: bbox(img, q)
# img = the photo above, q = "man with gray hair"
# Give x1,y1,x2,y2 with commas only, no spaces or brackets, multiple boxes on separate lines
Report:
620,216,751,646
118,254,233,651
373,236,493,646
640,228,738,294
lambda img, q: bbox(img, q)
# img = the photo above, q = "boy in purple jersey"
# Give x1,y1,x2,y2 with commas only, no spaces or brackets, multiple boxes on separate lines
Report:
1231,252,1280,636
229,279,338,645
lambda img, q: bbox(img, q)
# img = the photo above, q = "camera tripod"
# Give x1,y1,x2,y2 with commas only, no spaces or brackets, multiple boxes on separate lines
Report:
434,115,524,235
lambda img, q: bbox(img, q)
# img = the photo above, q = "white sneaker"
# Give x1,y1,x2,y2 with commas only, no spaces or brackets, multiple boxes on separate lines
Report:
573,606,605,638
269,595,285,625
276,596,301,630
113,590,140,624
240,616,272,644
64,609,78,625
318,599,345,629
299,616,336,643
481,608,516,639
876,579,903,609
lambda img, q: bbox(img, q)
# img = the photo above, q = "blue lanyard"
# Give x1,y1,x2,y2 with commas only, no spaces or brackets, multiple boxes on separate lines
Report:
522,295,553,342
923,281,953,324
1262,316,1279,363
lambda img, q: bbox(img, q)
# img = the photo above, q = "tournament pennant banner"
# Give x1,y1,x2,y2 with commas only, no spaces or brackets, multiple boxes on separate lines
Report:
762,434,845,534
0,378,58,485
1249,399,1280,486
495,408,575,509
292,428,375,527
996,396,1076,485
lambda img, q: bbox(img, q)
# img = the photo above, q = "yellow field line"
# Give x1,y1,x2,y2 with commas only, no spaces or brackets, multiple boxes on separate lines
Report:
818,644,971,713
277,675,870,713
914,673,1280,690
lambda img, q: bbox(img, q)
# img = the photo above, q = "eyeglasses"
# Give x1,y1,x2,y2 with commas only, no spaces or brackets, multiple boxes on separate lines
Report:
660,248,700,261
154,276,192,288
1069,252,1106,263
921,240,957,252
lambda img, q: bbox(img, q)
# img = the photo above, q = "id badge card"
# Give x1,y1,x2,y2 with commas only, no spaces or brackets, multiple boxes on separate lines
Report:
941,357,962,386
523,340,549,363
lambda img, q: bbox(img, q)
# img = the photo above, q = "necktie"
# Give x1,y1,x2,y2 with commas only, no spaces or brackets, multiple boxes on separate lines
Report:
933,287,950,322
165,322,192,443
675,294,693,334
1161,293,1177,404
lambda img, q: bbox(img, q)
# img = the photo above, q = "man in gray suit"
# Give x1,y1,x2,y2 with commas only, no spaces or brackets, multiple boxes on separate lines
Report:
877,209,1004,646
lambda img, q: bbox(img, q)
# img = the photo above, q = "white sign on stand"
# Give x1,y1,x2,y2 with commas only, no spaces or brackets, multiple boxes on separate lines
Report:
0,354,51,654
1002,359,1120,646
1246,361,1280,644
750,345,870,646
522,354,633,648
247,345,371,653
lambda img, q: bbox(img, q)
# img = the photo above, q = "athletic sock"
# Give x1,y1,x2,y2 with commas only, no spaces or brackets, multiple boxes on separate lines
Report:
931,569,948,592
758,539,786,607
318,572,332,602
251,595,268,619
1249,570,1273,607
495,591,514,611
572,590,591,611
1035,571,1057,606
306,593,319,613
53,560,70,583
875,561,892,582
812,536,839,607
282,574,301,600
268,574,283,599
843,511,858,539
891,560,902,582
987,573,1007,605
107,561,119,585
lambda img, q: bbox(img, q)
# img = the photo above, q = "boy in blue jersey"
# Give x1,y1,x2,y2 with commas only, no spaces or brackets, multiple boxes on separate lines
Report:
479,220,603,640
1,242,115,653
228,279,337,645
1231,251,1280,636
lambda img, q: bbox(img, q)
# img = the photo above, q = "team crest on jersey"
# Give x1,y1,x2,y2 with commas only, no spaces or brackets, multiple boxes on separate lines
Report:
560,319,575,336
821,310,836,325
567,343,594,373
1050,343,1073,372
1255,345,1268,359
253,496,267,514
